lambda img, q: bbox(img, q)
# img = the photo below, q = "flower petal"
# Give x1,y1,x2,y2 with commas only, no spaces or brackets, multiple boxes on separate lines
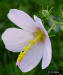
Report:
34,15,43,28
34,15,48,36
8,9,36,32
42,37,52,69
2,28,34,52
17,43,43,72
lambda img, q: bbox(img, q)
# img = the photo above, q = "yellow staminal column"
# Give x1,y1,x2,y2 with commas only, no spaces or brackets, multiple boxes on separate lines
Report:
17,27,46,64
17,34,41,63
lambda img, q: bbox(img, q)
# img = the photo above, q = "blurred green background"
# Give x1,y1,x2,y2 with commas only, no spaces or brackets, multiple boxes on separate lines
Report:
0,0,63,75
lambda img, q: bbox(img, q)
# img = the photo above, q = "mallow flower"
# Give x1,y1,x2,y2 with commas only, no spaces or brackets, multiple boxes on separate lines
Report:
2,9,52,72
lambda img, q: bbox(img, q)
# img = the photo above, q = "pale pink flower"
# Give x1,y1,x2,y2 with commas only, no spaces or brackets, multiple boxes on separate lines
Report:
2,9,52,72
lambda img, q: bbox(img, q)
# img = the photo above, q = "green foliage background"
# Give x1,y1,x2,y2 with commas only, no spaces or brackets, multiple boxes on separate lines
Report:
0,0,63,75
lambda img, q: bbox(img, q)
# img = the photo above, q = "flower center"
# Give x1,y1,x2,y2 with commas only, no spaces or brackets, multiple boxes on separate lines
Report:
33,27,46,43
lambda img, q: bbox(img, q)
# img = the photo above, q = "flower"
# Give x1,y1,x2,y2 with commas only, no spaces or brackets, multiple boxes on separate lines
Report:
2,9,52,72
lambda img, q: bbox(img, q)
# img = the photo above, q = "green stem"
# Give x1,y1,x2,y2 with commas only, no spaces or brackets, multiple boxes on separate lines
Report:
48,17,56,33
48,24,56,33
45,10,57,33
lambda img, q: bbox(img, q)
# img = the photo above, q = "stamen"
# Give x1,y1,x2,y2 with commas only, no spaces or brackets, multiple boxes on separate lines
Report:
17,34,41,63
